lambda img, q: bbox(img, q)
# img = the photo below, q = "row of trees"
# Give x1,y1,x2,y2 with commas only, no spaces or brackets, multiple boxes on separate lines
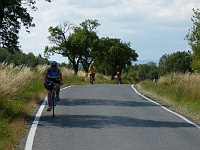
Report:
0,48,49,67
122,50,192,82
44,19,138,79
0,46,192,82
43,8,200,79
1,1,200,81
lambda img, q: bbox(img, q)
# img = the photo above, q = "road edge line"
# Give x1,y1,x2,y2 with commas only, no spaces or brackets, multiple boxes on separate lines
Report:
131,84,200,129
24,85,73,150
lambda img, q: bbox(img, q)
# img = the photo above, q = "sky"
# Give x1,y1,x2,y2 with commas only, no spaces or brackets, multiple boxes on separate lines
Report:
19,0,200,64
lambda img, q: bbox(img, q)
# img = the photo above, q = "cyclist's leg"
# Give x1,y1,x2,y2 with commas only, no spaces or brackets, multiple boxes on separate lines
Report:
90,74,93,84
47,90,52,111
55,84,60,101
90,74,92,83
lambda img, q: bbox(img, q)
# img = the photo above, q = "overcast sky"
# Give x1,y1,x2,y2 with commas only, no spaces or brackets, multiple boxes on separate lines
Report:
19,0,200,64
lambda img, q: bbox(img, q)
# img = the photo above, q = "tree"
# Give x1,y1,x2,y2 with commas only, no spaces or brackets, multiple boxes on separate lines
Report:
0,0,50,52
68,19,100,73
146,62,158,80
185,8,200,72
158,51,192,75
94,37,138,79
45,19,100,74
44,21,80,74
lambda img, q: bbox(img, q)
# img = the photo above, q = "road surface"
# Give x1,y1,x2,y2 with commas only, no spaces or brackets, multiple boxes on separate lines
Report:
21,84,200,150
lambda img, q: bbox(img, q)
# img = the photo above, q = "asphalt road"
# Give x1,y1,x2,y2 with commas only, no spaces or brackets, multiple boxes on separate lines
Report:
21,84,200,150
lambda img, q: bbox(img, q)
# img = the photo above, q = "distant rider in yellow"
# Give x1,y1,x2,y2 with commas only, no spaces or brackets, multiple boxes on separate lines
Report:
88,65,96,83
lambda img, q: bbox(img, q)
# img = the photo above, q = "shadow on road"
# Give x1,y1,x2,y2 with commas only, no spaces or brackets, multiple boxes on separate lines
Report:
38,114,194,129
37,98,194,129
58,98,158,107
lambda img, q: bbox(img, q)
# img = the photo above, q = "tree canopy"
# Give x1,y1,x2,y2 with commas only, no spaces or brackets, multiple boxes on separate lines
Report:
186,8,200,72
44,20,101,74
45,19,138,75
0,0,50,52
94,37,138,79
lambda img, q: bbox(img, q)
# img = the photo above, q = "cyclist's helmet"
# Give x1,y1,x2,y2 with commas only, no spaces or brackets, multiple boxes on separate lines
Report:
50,61,58,67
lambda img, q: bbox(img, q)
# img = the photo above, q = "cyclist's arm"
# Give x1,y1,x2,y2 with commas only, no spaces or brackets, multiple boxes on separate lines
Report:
59,71,63,85
44,71,48,81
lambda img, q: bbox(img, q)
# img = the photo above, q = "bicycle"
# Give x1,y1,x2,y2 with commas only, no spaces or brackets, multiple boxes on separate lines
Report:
90,74,95,85
48,81,57,117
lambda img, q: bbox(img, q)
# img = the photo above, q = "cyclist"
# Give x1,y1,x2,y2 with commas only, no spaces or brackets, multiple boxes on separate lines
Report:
116,71,122,84
88,64,96,83
44,61,63,111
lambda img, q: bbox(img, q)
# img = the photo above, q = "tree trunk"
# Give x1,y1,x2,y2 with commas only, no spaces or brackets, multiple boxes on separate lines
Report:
73,63,78,75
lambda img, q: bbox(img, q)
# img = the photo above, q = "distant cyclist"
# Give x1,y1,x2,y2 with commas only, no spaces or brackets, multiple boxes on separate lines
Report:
88,64,96,83
44,61,63,111
116,71,122,84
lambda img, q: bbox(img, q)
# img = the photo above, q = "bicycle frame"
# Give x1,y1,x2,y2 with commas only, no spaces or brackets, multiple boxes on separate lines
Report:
50,82,57,117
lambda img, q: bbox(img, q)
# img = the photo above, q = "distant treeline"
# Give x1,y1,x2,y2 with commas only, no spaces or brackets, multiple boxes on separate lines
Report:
0,47,193,83
0,48,49,67
123,50,192,82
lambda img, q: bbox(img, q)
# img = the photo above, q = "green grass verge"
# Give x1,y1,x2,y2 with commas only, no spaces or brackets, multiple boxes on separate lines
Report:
0,75,45,150
135,80,200,124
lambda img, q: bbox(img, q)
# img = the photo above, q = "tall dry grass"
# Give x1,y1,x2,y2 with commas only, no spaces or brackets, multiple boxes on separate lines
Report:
0,63,32,99
158,73,200,101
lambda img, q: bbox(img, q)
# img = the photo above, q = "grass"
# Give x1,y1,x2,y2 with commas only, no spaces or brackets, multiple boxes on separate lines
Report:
0,64,114,150
135,73,200,124
0,64,46,150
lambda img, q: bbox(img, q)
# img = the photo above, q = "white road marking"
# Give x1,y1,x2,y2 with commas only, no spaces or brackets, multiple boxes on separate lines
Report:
131,84,200,129
24,97,46,150
25,85,73,150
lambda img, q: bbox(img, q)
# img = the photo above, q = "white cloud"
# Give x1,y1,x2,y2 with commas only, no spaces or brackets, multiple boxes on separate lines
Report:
19,0,199,63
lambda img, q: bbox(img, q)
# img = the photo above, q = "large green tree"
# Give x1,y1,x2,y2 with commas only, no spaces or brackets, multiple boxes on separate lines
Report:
44,21,77,72
0,0,50,52
45,19,100,74
185,8,200,72
94,37,138,79
69,19,100,73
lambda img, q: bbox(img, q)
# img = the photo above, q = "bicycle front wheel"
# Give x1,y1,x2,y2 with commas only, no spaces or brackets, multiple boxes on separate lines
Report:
51,93,55,117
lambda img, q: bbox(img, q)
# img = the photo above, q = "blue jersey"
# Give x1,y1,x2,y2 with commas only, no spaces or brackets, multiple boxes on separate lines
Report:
48,68,60,77
46,67,61,82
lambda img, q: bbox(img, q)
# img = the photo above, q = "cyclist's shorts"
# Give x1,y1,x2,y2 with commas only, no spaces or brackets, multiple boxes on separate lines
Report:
45,83,54,90
44,80,60,90
48,77,60,84
90,73,95,77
